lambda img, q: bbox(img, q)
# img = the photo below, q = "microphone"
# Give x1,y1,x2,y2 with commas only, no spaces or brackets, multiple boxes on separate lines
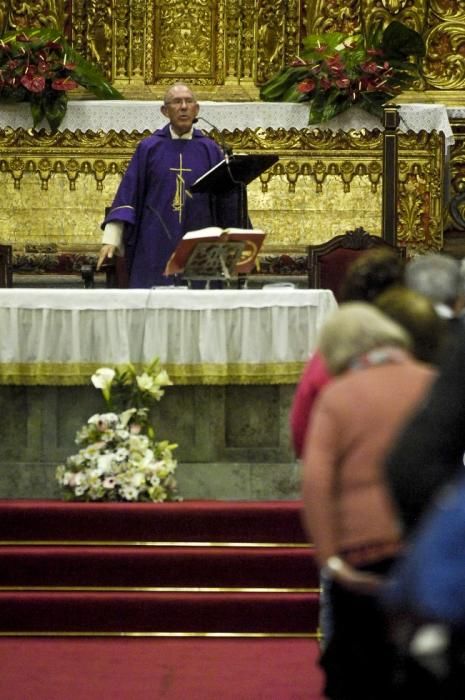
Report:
193,115,233,160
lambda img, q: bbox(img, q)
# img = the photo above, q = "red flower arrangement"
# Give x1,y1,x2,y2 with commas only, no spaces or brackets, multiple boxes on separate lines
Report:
0,26,122,130
260,21,425,124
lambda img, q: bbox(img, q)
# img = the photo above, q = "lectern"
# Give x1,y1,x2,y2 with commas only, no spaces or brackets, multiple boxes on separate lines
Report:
165,227,266,286
190,153,279,229
182,239,246,284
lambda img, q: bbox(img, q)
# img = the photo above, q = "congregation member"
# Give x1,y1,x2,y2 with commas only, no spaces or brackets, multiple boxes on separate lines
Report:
300,303,437,700
404,252,465,356
386,320,465,536
374,286,446,365
383,323,465,697
405,252,464,320
97,83,234,288
290,249,406,651
290,248,405,459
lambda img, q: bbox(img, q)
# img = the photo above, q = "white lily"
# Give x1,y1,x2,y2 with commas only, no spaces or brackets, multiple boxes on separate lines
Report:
91,367,115,402
136,372,164,399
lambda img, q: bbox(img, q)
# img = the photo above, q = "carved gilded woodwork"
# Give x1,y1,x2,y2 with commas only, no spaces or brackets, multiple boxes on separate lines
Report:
0,1,463,96
0,0,461,264
423,4,465,90
447,119,465,231
360,0,428,35
153,0,219,82
0,124,443,266
397,131,444,253
306,0,362,35
2,0,65,30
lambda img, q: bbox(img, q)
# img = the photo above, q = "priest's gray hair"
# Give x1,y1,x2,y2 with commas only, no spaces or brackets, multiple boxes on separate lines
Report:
318,302,412,375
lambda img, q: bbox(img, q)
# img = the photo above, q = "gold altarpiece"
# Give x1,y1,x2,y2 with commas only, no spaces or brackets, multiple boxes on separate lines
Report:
0,0,463,272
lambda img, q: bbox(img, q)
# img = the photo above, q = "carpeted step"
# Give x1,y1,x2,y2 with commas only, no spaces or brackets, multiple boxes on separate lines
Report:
0,499,308,544
0,499,319,637
0,637,325,699
0,545,318,589
0,590,320,634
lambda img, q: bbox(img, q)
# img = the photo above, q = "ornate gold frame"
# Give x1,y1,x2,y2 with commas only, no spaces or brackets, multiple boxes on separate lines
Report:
0,122,443,268
0,0,461,97
0,0,461,268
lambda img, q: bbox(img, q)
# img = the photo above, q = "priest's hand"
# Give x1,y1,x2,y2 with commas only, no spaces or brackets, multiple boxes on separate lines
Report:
97,244,117,270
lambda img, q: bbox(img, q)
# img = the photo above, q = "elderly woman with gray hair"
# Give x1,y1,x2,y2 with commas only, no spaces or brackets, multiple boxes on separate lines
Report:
301,303,437,700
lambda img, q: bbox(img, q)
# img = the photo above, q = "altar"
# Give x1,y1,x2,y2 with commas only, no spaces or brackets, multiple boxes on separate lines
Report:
0,287,337,385
0,287,336,501
2,0,464,505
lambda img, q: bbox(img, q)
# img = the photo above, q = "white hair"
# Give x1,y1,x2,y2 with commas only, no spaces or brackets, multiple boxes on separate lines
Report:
318,302,411,374
405,253,461,307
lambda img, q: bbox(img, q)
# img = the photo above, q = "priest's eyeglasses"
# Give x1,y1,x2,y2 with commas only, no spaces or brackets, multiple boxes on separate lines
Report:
165,98,196,106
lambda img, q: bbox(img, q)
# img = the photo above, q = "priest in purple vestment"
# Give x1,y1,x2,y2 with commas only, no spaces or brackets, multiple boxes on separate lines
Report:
97,83,232,288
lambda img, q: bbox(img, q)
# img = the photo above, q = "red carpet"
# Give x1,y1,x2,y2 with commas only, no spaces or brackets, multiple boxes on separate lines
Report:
0,499,320,636
0,500,324,697
0,637,324,699
0,499,309,543
0,545,319,587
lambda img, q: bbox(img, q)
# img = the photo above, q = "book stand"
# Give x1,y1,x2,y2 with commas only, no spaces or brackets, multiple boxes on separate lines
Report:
191,153,279,228
182,240,246,287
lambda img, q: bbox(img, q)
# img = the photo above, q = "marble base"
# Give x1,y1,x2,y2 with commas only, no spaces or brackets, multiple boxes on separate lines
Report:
0,461,300,501
0,383,300,500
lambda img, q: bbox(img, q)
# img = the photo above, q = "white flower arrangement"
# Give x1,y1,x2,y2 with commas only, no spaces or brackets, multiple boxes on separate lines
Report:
56,358,181,502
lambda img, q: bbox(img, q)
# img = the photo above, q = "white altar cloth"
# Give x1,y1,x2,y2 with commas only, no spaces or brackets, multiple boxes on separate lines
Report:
0,288,337,385
0,100,454,144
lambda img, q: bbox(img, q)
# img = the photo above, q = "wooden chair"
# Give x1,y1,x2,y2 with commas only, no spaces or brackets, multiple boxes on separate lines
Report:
0,244,13,287
307,227,406,301
100,206,129,288
98,256,129,288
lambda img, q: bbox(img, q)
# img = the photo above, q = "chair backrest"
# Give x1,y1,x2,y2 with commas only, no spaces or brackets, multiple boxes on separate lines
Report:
308,228,406,301
0,244,13,287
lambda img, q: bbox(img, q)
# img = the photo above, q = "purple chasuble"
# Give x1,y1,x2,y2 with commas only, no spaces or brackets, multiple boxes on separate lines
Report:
103,124,224,288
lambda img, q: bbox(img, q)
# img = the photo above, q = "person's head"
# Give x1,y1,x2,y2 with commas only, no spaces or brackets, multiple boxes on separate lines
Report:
318,302,412,375
374,286,446,365
339,248,405,303
405,253,463,313
161,83,199,136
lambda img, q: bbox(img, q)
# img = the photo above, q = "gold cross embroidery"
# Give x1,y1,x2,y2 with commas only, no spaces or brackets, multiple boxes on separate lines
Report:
170,154,192,223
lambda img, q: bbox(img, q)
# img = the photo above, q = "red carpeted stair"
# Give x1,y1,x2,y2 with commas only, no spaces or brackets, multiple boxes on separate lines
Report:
0,499,320,637
0,637,325,699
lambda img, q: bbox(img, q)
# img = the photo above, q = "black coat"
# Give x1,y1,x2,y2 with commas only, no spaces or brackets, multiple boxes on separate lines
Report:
386,323,465,534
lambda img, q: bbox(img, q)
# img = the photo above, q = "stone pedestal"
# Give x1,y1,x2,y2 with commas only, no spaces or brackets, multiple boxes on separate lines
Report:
0,383,300,500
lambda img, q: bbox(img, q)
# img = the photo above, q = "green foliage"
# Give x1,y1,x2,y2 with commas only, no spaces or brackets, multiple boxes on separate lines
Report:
381,20,426,62
259,66,309,102
259,21,426,125
0,26,123,130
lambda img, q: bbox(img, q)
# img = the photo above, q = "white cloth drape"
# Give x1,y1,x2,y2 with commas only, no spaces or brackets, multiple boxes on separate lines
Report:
0,288,337,385
0,101,454,145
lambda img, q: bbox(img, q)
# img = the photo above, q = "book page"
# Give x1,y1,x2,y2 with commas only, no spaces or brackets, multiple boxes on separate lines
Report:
182,227,223,240
224,228,265,236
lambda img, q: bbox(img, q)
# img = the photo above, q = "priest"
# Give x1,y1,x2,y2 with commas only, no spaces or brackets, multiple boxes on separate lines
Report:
97,83,231,288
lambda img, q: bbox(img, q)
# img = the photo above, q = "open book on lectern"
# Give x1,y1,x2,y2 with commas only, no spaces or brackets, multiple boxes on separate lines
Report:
164,226,266,276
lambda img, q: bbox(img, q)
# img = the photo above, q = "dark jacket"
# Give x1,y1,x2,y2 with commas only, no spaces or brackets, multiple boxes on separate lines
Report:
386,325,465,534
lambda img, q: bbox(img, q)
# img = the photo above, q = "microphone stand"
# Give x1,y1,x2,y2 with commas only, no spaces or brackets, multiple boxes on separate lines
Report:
194,115,247,225
193,115,249,288
193,115,233,161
